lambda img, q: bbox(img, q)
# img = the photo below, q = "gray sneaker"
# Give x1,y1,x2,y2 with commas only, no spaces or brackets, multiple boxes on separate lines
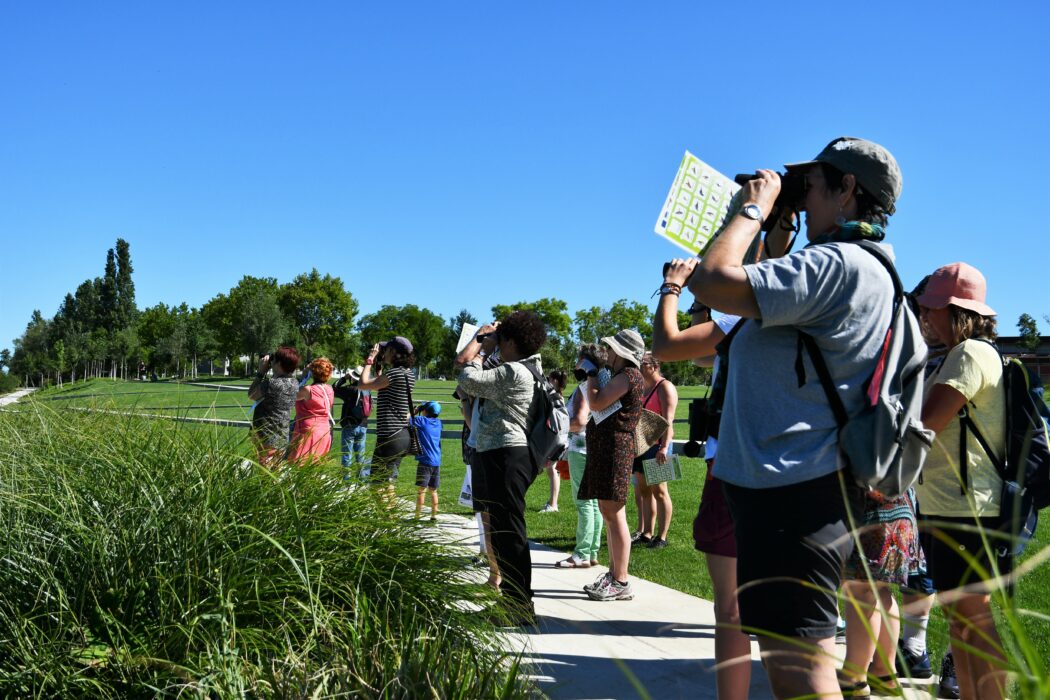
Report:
583,571,611,593
587,576,634,601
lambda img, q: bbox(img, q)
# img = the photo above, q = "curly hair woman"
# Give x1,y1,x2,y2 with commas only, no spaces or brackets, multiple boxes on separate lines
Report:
455,309,548,626
288,356,335,465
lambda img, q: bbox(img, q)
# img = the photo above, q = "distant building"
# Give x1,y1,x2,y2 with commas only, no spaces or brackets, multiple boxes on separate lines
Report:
997,335,1050,383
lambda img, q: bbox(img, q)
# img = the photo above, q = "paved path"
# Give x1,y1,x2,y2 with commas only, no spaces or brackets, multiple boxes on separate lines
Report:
0,387,37,407
434,513,775,699
435,513,937,699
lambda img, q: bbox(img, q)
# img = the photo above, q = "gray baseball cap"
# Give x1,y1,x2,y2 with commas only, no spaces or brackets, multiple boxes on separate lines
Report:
784,137,902,215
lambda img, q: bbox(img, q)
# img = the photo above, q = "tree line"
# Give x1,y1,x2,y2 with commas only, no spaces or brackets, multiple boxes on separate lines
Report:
3,240,713,389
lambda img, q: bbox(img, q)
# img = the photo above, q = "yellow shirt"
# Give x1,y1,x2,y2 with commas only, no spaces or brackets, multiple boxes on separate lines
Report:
917,339,1005,517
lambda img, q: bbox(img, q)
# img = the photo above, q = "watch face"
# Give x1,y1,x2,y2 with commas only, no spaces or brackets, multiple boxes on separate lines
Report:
743,204,762,220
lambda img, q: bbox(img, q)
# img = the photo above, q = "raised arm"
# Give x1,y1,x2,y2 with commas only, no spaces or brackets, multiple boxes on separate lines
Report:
586,371,630,412
357,343,391,391
653,263,728,362
248,355,270,401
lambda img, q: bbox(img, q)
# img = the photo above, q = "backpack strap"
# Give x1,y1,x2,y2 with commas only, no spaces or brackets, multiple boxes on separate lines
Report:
956,339,1009,495
643,378,666,410
798,332,849,429
794,240,902,422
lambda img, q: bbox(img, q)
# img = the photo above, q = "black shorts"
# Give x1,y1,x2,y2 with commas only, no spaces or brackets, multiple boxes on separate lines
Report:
926,516,1015,594
370,428,410,483
632,445,660,475
723,470,861,639
416,464,440,489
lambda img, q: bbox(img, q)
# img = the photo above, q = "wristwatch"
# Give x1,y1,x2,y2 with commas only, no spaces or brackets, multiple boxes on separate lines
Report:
740,203,764,226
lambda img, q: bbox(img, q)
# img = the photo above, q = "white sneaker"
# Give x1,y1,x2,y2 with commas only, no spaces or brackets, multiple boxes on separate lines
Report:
587,577,634,601
538,504,558,513
583,571,611,593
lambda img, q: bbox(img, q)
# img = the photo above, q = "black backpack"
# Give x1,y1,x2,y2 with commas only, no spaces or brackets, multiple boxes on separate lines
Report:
958,340,1050,530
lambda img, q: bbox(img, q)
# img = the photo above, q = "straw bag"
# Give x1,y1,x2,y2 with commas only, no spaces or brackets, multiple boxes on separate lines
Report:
634,408,670,457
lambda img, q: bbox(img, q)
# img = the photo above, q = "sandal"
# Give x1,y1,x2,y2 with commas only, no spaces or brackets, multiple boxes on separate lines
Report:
837,669,871,698
555,555,591,569
867,674,903,697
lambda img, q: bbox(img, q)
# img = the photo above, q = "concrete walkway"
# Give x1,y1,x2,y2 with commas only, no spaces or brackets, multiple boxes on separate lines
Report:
435,512,937,699
0,387,37,407
434,512,774,699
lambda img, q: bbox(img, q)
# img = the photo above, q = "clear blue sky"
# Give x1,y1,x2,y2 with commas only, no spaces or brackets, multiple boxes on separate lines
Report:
2,2,1048,352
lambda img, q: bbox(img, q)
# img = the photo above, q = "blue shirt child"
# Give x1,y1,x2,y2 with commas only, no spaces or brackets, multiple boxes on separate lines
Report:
412,413,443,468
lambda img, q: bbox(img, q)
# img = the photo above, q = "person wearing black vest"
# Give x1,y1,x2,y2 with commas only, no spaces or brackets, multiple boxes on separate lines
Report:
334,365,371,478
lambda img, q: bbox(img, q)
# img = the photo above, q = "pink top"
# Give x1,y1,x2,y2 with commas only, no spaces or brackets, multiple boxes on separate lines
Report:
643,379,665,415
296,384,335,421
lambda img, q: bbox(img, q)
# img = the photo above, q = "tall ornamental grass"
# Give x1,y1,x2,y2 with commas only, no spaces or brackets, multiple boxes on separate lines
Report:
0,403,525,698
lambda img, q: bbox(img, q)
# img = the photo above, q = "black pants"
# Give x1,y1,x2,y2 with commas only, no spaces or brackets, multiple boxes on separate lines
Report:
476,446,536,608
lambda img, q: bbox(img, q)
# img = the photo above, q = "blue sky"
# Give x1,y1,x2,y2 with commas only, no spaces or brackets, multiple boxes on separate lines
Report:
2,2,1048,351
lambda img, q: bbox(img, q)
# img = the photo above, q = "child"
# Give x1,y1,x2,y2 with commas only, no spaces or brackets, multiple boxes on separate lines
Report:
412,401,443,522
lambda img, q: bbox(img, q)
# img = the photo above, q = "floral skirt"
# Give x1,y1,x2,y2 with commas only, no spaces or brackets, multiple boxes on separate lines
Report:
843,487,924,585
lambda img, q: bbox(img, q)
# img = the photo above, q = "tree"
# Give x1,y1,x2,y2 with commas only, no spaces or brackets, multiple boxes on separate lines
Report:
0,349,10,372
114,238,137,330
137,303,179,372
1018,313,1041,353
449,309,478,338
10,311,51,386
278,269,358,360
238,288,284,361
491,298,575,372
573,299,653,345
357,304,448,374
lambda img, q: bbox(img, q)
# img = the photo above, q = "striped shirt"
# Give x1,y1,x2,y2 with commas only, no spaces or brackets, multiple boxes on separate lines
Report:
376,366,415,438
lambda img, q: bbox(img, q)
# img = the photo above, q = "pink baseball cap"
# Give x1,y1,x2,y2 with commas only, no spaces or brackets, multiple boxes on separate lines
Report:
915,262,996,316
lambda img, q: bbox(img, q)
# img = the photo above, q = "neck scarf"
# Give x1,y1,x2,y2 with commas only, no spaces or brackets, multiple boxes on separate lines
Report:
807,220,886,247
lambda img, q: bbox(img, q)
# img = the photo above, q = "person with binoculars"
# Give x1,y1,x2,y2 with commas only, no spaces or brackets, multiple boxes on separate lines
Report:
663,137,903,699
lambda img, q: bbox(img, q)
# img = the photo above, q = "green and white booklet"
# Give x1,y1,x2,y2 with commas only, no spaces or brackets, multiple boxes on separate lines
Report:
642,454,683,485
654,151,741,257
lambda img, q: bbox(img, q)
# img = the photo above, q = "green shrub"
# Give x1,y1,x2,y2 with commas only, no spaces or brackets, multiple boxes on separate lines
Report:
0,404,525,698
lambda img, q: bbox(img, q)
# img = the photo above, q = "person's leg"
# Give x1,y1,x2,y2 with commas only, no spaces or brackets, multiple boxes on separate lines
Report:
841,580,880,683
652,481,673,541
480,512,500,588
429,486,439,517
757,635,841,700
568,451,591,560
868,585,901,679
353,425,368,468
598,499,630,581
632,473,645,535
943,593,1006,700
544,462,560,510
415,486,425,518
633,476,656,540
706,553,751,700
483,447,534,611
341,427,353,469
900,590,935,656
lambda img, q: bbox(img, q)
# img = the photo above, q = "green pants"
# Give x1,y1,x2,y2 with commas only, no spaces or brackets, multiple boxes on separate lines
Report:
568,450,603,560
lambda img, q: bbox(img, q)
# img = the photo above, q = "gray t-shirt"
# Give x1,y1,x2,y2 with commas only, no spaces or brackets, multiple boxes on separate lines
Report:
713,241,895,489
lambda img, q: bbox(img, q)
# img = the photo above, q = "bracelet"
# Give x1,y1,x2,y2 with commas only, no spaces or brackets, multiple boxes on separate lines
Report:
657,282,682,297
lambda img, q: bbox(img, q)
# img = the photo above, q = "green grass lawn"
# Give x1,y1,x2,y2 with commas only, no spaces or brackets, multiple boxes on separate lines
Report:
24,378,1050,678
